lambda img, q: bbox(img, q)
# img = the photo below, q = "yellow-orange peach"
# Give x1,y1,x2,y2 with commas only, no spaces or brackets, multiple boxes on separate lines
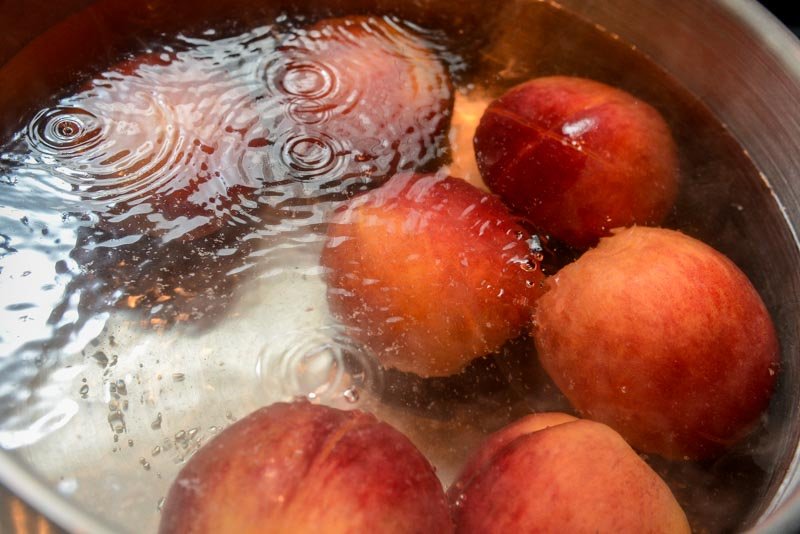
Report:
322,173,545,377
534,226,779,459
449,416,690,533
450,412,577,495
447,91,490,191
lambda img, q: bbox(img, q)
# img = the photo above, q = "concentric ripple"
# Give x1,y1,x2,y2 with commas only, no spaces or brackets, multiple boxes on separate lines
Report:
26,88,184,207
275,131,353,182
259,49,356,123
20,45,272,242
251,15,453,200
274,59,339,100
27,107,104,158
255,326,383,405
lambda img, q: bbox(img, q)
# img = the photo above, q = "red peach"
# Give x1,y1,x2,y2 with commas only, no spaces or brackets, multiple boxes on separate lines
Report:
273,16,452,185
474,76,679,248
449,416,690,533
533,226,779,459
321,173,545,377
159,402,452,534
450,412,577,495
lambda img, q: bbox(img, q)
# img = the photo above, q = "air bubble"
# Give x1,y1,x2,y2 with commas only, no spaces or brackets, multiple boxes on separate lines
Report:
343,386,360,403
57,477,79,495
108,410,126,433
151,412,163,430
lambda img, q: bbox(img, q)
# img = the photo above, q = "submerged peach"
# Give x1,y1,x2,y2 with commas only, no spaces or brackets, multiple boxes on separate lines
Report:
450,412,578,491
533,226,779,459
447,91,491,191
449,415,690,533
159,402,452,534
322,173,544,377
474,76,679,248
267,16,453,190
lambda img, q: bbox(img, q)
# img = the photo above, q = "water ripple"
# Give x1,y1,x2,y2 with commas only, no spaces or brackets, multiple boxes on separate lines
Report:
255,325,382,405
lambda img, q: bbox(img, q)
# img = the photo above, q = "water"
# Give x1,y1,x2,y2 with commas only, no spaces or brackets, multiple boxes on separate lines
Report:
0,1,792,532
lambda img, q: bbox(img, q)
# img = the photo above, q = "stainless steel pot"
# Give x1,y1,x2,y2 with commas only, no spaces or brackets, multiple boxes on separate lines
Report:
0,0,798,532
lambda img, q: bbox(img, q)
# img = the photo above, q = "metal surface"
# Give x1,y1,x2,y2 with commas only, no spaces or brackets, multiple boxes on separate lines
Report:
0,0,799,532
0,484,63,534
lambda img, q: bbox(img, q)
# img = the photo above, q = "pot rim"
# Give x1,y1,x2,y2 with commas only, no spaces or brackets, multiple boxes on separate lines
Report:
715,2,800,532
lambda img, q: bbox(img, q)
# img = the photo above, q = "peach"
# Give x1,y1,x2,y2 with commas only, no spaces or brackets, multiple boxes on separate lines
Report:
321,173,545,377
159,402,452,534
449,415,690,533
270,16,452,187
451,412,577,492
534,226,779,459
446,91,491,191
474,76,679,248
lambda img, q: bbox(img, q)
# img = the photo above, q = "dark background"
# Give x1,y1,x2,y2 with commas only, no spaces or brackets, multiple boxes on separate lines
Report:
759,0,800,36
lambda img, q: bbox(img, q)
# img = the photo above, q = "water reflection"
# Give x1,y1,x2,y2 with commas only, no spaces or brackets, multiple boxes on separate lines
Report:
0,15,453,453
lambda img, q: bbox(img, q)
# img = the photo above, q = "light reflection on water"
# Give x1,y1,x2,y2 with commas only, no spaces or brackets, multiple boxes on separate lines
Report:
0,15,452,465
